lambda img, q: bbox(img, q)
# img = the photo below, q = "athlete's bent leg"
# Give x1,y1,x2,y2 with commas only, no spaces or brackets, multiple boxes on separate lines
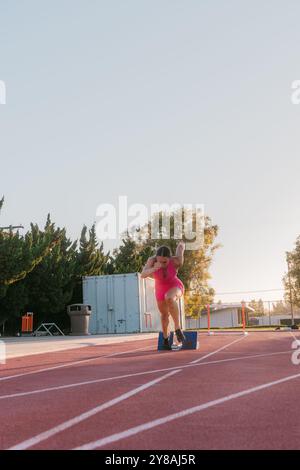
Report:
164,287,182,330
157,300,170,339
165,288,185,343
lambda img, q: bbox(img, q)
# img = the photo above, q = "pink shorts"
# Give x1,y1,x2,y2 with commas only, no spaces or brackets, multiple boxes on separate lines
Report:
155,278,184,301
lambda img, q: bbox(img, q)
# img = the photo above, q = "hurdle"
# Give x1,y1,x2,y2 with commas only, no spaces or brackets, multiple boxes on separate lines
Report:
206,303,248,336
241,301,247,334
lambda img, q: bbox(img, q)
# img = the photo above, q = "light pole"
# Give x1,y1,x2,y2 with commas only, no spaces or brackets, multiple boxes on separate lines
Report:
286,252,294,327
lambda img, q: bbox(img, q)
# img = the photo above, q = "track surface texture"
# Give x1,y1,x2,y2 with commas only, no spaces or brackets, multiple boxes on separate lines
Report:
1,331,299,450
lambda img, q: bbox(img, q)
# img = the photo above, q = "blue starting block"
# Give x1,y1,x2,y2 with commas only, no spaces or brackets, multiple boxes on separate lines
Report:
157,331,199,351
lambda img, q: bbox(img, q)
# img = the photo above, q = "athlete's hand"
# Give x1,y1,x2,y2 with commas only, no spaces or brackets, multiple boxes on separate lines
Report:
153,261,163,270
177,240,185,251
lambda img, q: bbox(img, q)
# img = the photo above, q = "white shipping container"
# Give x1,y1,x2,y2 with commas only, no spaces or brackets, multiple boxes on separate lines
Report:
83,273,185,335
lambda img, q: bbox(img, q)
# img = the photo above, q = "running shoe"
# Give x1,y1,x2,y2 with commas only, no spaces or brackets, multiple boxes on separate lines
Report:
162,337,172,350
175,328,186,343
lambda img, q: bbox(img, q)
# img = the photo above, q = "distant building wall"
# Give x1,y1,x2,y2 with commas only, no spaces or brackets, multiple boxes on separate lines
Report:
186,307,240,329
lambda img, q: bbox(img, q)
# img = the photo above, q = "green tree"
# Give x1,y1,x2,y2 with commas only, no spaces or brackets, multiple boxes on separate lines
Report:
111,232,144,274
271,300,294,314
0,201,61,329
71,223,110,304
23,215,77,327
77,224,109,276
0,199,112,333
0,222,60,299
248,299,265,316
129,207,220,316
284,239,300,308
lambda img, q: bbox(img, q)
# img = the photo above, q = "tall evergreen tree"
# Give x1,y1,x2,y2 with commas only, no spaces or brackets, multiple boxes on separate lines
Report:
71,224,110,304
111,232,144,274
248,299,265,316
77,224,109,276
24,215,77,326
284,237,300,307
0,202,61,328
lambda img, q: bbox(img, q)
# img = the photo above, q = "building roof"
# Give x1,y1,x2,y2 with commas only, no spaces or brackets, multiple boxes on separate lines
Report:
201,303,255,314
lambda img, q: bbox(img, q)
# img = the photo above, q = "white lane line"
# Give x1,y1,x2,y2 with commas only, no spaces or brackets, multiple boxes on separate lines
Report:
8,369,180,450
75,368,300,450
0,350,291,401
189,335,247,364
0,334,247,383
0,345,154,382
0,333,250,382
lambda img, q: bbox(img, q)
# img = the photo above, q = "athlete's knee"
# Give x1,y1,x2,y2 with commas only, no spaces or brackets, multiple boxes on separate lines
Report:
165,295,176,303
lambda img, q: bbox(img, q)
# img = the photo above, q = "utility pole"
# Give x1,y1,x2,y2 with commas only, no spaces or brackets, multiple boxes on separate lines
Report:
286,252,294,327
0,225,24,230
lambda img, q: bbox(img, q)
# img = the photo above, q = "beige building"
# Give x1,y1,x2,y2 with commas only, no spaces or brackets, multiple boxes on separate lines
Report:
186,303,255,329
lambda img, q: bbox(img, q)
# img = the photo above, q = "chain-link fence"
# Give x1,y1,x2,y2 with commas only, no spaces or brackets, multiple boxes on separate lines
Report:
185,300,300,329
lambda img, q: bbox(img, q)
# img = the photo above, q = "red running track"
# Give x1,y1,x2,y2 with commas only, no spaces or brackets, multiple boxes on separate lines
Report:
0,331,300,450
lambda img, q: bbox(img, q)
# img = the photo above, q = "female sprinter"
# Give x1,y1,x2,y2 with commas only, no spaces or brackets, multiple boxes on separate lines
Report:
141,241,185,350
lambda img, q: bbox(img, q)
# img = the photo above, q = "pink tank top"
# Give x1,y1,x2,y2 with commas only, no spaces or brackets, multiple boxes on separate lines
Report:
153,258,181,285
152,258,184,300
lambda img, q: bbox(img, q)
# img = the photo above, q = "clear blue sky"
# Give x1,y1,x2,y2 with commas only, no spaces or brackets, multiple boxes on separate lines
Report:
1,1,300,302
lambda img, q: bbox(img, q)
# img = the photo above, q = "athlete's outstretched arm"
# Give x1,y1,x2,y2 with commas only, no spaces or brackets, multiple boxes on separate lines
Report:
174,240,185,267
141,257,161,279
